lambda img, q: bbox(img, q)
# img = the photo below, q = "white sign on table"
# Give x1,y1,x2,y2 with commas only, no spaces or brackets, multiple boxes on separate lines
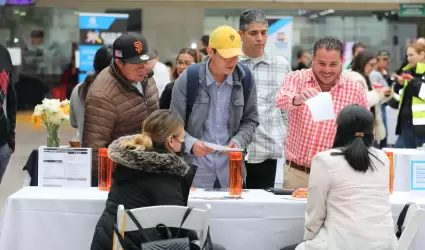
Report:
38,146,92,188
383,148,425,192
411,160,425,191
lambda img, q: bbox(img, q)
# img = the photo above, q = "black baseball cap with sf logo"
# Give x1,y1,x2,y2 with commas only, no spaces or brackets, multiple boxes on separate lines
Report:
113,32,155,64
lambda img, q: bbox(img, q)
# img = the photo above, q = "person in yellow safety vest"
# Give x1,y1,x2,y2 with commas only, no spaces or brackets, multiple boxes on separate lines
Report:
393,42,425,148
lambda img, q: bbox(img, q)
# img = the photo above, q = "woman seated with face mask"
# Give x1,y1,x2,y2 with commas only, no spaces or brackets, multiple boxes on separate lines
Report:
91,109,196,250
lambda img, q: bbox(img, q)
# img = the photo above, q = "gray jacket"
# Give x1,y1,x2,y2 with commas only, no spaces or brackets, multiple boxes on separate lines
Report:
70,84,84,143
170,59,259,164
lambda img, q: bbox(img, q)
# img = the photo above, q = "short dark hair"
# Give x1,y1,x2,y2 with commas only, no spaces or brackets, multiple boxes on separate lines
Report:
199,48,207,56
200,35,209,47
30,30,44,39
313,36,344,58
352,42,366,55
331,104,381,173
239,9,267,31
164,61,173,68
297,50,307,59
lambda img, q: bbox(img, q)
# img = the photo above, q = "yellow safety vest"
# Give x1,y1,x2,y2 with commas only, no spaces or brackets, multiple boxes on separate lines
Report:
396,62,425,126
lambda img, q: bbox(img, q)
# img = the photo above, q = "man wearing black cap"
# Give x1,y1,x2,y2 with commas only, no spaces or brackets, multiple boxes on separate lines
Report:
82,32,159,186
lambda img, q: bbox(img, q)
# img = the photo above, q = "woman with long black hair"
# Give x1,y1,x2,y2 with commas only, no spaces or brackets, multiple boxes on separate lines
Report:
345,50,392,144
281,104,396,250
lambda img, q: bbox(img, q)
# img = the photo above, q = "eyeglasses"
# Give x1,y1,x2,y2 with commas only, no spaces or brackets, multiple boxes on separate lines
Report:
176,61,194,67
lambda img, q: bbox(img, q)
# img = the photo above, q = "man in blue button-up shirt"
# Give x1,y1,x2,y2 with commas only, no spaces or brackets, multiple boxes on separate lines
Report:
170,25,259,188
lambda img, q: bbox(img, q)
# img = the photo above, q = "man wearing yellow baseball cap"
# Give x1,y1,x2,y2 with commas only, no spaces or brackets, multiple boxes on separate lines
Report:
209,25,244,59
170,25,259,189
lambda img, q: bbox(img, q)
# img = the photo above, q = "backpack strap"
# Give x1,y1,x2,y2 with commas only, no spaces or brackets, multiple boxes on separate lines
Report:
186,63,251,122
174,207,193,238
186,64,201,126
237,63,252,108
396,203,413,239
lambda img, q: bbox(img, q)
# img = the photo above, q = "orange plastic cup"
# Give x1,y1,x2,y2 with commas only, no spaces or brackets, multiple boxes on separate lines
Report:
229,152,243,196
98,148,116,191
385,151,394,194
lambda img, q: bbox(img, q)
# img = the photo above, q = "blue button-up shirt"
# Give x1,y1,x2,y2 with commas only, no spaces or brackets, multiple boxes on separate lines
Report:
192,62,233,188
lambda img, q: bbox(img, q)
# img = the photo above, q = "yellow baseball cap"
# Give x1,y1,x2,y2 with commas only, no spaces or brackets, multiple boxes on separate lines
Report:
209,25,243,59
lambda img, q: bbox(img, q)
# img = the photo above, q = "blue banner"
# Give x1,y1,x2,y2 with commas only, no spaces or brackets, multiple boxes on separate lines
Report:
79,13,128,30
78,12,128,82
79,45,102,71
78,73,88,83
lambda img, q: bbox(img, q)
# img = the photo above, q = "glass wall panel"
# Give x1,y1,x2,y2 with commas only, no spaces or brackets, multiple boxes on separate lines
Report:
0,6,78,109
204,9,417,72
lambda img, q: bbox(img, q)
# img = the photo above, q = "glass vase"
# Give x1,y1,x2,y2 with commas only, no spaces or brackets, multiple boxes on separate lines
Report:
46,124,60,147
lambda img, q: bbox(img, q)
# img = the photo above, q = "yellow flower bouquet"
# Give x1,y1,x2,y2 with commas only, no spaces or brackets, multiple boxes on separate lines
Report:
31,99,70,147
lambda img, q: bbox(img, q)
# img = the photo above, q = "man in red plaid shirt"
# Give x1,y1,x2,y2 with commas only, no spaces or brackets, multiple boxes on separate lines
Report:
276,37,368,189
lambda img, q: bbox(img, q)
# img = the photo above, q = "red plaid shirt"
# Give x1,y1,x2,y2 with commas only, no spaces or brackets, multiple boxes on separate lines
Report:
276,69,368,167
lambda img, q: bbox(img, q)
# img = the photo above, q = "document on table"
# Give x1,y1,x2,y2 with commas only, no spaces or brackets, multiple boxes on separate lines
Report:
305,92,336,121
410,160,425,190
38,147,92,188
204,142,244,152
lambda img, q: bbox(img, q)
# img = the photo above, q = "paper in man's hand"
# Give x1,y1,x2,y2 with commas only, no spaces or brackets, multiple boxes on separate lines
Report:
305,92,336,121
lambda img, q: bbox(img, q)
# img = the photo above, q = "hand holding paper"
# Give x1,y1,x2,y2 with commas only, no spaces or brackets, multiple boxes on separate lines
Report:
305,92,336,121
192,141,215,157
204,142,244,152
293,88,319,106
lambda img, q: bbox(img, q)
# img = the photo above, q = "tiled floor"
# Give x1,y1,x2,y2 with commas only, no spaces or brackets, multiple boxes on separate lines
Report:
0,120,77,215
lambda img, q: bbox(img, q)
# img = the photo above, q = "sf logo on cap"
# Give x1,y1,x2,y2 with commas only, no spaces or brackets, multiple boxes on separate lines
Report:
134,41,143,54
229,35,235,41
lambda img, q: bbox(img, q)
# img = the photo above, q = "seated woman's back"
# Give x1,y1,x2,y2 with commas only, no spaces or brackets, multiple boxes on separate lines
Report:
299,104,396,250
313,148,394,248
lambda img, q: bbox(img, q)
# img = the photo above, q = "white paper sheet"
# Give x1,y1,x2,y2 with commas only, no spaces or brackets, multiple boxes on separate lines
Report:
410,160,425,191
418,83,425,100
38,147,92,188
305,92,336,121
204,142,244,152
7,47,21,66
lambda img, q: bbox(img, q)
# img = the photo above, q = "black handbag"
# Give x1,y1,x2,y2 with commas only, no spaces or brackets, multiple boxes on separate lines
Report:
113,207,212,250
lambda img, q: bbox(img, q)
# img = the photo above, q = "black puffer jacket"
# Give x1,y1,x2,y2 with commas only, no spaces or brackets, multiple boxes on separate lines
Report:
90,135,196,250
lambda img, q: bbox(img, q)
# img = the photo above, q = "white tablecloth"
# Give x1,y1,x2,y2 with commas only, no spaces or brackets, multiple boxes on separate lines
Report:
1,187,425,250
